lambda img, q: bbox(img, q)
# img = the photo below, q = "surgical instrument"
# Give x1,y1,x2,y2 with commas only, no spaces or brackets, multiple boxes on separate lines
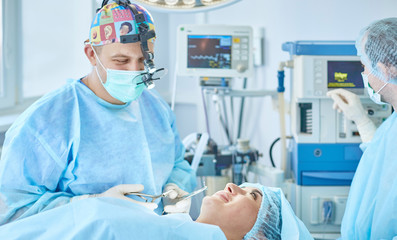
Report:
127,189,174,203
175,186,208,202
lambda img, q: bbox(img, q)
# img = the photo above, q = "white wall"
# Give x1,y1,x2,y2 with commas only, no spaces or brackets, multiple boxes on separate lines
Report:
157,0,397,168
21,0,94,98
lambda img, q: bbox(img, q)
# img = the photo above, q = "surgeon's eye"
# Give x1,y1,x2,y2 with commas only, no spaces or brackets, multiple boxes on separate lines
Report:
113,59,129,65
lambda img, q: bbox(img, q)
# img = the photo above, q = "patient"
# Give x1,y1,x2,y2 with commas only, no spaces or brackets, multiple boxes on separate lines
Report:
197,183,282,240
0,183,312,240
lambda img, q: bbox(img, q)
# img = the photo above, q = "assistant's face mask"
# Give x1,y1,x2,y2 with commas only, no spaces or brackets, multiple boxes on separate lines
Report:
91,46,146,103
361,72,388,105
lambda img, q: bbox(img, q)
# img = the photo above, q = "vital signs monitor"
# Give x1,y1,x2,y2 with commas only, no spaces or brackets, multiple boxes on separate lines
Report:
176,25,254,78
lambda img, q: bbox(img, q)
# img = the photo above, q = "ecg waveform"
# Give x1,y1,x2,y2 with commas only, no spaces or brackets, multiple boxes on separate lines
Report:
188,51,231,69
190,55,218,61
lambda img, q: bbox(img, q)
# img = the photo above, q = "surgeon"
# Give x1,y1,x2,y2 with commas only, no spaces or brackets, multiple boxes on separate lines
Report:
0,0,196,225
327,18,397,239
0,183,313,240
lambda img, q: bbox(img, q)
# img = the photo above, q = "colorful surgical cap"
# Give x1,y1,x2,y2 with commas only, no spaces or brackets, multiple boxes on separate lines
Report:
89,1,155,46
355,18,397,85
240,183,282,240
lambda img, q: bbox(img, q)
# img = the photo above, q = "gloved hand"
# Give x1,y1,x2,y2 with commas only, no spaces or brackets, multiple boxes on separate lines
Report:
163,183,191,214
327,89,377,142
71,184,158,211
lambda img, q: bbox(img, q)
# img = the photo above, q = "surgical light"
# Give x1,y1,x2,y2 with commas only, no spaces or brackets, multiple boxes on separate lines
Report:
182,0,196,5
164,0,178,5
131,0,241,13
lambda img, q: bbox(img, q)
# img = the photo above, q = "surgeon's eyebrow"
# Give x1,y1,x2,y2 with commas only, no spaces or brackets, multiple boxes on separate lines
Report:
111,54,130,58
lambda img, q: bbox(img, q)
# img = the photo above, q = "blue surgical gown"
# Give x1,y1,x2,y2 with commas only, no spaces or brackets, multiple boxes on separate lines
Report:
0,79,196,224
341,112,397,239
0,197,226,240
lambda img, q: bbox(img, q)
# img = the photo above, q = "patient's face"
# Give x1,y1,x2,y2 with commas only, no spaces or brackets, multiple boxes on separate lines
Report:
199,183,262,238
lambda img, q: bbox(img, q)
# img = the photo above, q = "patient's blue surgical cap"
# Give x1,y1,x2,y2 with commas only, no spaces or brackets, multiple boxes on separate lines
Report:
356,18,397,85
240,183,282,240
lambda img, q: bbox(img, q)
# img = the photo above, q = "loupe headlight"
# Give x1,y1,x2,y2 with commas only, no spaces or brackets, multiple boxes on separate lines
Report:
139,66,168,89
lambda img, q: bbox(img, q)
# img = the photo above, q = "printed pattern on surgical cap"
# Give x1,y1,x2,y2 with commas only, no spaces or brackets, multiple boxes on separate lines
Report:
89,2,155,46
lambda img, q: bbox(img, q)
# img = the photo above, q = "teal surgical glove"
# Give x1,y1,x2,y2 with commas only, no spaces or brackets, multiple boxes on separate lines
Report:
163,183,191,214
71,184,158,211
327,89,377,142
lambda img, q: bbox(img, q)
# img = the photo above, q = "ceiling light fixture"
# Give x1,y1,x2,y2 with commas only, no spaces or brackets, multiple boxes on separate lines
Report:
132,0,241,13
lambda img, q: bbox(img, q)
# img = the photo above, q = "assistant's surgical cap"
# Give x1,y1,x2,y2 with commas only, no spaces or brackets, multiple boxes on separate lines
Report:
240,183,282,240
89,1,155,46
356,18,397,85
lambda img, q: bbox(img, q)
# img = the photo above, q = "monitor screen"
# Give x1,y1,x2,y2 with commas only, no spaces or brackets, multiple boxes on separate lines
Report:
187,35,232,69
327,61,364,89
177,25,253,78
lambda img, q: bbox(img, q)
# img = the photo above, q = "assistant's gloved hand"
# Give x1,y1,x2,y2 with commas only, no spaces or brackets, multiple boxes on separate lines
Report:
327,89,377,142
71,184,158,211
163,183,191,214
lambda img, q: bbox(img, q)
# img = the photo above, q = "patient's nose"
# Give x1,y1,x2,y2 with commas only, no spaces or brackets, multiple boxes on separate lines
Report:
225,183,243,195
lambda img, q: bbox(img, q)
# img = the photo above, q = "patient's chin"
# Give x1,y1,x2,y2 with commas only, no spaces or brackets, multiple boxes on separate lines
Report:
199,196,223,226
201,195,219,210
199,196,224,220
202,195,224,207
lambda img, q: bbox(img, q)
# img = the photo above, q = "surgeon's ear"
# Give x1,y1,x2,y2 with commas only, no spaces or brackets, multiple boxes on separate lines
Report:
84,44,97,66
390,65,397,80
377,62,397,81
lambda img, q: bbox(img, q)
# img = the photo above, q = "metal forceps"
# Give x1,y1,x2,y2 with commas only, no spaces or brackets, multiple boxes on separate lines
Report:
127,190,173,203
174,186,208,202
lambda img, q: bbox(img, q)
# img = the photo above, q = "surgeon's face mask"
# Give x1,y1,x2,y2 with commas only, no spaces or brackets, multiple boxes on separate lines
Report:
362,72,388,105
91,46,146,103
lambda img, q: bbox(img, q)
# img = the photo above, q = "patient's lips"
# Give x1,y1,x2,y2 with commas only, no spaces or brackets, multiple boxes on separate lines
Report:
215,191,230,203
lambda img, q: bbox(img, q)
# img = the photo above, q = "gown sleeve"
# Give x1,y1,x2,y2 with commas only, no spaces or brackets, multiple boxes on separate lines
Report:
0,123,73,225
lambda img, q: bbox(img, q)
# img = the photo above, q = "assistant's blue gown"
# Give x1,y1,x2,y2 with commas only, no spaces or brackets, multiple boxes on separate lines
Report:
341,112,397,239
